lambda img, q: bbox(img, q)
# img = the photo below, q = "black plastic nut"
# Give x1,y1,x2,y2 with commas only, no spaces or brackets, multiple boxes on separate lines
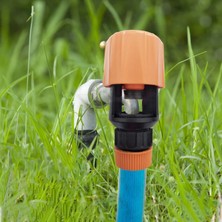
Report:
115,128,152,152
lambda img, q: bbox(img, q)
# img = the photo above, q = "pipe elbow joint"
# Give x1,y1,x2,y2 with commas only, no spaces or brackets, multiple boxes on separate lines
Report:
73,80,102,131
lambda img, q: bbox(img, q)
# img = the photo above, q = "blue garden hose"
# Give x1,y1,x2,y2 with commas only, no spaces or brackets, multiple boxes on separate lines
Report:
117,169,147,222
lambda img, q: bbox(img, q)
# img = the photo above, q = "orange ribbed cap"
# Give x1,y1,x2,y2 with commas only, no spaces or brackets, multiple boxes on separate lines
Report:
103,30,164,88
115,147,152,170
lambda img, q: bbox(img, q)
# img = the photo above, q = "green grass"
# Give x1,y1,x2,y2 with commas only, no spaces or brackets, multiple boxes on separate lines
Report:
0,2,222,221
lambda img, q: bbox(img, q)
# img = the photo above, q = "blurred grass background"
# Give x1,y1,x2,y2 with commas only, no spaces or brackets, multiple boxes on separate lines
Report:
0,0,222,221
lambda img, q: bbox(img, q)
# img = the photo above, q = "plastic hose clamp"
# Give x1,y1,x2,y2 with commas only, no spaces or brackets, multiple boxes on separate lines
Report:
115,147,152,170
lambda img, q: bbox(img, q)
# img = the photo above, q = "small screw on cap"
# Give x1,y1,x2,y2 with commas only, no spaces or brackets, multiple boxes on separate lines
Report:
99,41,106,49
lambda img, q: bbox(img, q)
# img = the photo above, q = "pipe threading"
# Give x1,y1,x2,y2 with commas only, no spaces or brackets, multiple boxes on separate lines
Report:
115,147,152,170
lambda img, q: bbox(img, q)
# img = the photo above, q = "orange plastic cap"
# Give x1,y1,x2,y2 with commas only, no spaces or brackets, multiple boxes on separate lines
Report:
103,30,164,88
115,147,152,170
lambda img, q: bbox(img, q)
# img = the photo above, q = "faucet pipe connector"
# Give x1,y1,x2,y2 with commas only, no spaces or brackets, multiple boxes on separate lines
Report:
73,80,139,131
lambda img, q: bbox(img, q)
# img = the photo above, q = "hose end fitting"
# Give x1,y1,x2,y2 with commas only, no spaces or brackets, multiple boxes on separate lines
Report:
115,147,152,170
